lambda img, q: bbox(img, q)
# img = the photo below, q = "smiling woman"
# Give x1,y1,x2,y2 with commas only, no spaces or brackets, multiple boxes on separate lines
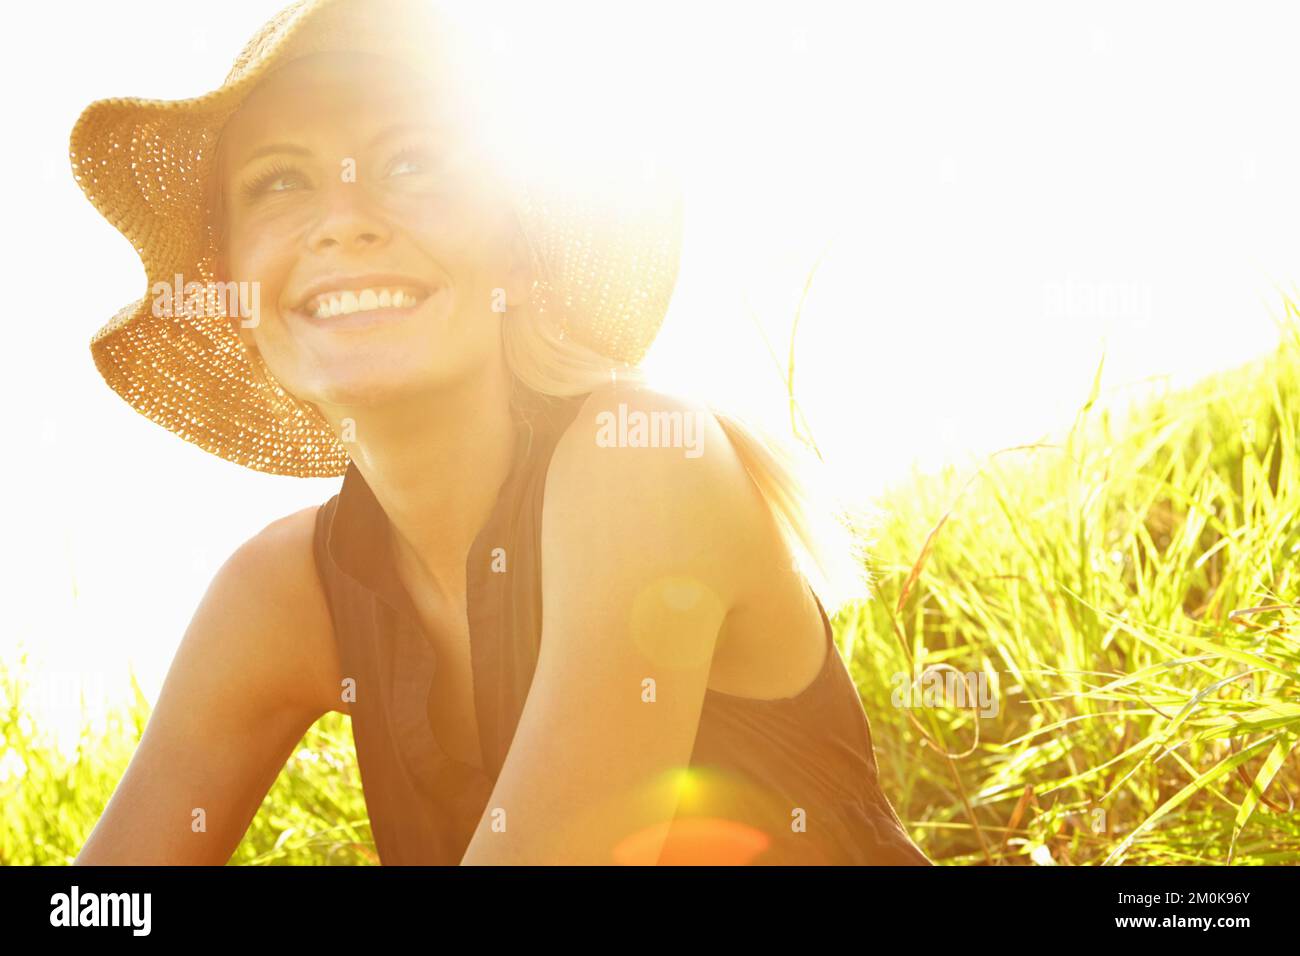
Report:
68,0,929,866
211,49,526,413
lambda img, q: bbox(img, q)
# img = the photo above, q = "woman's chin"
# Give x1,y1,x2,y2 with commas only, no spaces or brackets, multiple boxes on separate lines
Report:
299,363,465,411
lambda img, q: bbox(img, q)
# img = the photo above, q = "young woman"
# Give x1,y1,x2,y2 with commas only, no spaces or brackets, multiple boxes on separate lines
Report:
69,0,930,866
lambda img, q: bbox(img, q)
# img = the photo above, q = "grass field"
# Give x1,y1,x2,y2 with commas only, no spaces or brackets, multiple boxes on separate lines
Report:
4,314,1299,865
850,310,1300,865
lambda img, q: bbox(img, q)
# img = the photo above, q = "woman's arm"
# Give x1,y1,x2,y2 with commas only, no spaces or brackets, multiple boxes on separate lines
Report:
459,385,777,865
73,506,341,865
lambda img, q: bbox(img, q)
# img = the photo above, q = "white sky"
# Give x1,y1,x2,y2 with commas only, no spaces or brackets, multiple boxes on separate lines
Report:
4,1,1300,750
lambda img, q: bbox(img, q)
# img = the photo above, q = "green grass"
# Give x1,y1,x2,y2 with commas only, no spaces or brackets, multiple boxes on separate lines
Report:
843,312,1300,865
4,313,1299,865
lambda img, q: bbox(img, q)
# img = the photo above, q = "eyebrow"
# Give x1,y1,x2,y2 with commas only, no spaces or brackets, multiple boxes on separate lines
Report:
366,122,441,149
237,142,313,171
236,123,441,172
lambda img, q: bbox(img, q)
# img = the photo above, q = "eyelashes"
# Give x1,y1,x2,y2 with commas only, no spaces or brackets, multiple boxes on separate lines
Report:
384,144,438,178
238,143,440,204
240,161,304,203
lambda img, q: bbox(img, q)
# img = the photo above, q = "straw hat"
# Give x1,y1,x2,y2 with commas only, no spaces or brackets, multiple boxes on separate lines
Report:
69,0,684,477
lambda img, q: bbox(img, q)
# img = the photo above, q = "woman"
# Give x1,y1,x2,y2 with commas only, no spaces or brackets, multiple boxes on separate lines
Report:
69,0,930,865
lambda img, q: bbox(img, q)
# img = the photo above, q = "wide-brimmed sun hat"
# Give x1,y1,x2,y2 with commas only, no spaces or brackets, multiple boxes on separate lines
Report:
69,0,684,477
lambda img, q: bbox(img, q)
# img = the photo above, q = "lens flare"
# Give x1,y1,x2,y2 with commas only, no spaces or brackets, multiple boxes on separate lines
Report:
608,765,787,865
613,817,771,866
629,574,726,670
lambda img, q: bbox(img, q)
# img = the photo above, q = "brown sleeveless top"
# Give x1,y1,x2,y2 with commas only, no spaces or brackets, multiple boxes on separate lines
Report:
310,383,931,866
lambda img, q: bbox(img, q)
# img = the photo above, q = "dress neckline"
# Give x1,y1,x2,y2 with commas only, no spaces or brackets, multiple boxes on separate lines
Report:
323,381,544,605
322,383,552,780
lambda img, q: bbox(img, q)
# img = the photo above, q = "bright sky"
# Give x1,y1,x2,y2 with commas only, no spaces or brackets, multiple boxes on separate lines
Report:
5,1,1300,752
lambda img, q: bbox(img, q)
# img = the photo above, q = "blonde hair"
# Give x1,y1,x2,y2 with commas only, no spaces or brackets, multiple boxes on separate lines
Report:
502,305,872,617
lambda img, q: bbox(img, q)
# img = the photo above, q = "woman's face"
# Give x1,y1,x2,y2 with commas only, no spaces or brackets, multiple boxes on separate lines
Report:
215,51,529,411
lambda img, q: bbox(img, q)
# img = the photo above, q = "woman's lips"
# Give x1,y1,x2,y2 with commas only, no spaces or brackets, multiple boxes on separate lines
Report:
291,285,445,330
300,284,432,318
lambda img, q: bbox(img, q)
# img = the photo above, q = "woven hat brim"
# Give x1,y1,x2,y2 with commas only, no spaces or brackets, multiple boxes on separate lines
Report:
71,0,684,477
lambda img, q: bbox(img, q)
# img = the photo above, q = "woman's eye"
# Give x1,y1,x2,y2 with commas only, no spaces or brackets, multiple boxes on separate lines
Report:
386,148,435,179
241,165,308,202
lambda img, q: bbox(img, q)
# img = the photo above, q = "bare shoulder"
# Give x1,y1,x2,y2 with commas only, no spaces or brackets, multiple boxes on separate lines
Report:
546,381,789,608
558,382,765,525
204,504,343,720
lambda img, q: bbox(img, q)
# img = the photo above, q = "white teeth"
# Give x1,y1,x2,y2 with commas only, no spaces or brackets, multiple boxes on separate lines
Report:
303,286,428,318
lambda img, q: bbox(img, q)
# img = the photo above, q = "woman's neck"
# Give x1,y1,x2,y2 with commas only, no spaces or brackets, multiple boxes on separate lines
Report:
316,363,519,607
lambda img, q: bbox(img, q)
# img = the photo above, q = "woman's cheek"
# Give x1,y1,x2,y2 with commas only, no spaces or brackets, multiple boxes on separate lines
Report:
383,187,484,245
229,198,316,259
228,222,304,308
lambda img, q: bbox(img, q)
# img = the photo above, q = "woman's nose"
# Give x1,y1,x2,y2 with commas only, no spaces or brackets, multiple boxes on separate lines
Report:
305,180,392,253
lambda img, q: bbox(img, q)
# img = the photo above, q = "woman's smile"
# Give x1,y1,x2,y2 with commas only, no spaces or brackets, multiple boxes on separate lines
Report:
292,285,450,333
284,272,453,333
